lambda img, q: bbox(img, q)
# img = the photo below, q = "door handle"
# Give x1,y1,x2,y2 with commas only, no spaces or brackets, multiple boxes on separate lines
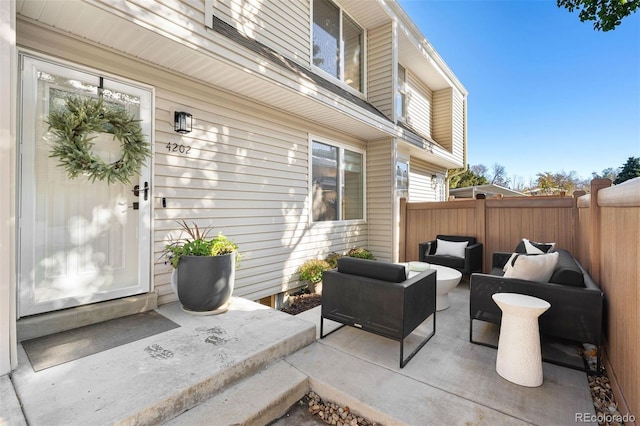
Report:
132,182,150,200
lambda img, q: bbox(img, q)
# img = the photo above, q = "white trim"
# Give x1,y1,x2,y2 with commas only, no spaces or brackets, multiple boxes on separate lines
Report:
308,134,367,225
204,0,214,29
0,0,17,375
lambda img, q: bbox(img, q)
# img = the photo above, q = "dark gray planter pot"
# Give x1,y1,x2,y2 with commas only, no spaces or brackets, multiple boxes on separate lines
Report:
175,253,235,313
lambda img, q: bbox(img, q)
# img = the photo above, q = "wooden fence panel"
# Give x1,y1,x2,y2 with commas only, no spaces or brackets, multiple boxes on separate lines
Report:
401,196,577,273
576,195,591,271
596,179,640,419
402,200,482,262
484,197,576,272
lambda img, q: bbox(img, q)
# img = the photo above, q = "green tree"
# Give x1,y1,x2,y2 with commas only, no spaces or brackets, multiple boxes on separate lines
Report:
592,167,619,181
535,170,582,195
558,0,639,31
614,156,640,184
449,165,488,189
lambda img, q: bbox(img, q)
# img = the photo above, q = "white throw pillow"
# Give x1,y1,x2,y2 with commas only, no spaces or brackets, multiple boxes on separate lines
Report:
503,253,518,274
504,252,560,282
434,239,469,258
523,238,556,254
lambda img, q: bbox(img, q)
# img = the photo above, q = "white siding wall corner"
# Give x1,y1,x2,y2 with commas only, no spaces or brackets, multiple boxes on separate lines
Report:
451,89,465,164
366,138,395,262
406,70,433,139
209,0,311,67
367,22,394,120
1,0,16,375
432,87,453,151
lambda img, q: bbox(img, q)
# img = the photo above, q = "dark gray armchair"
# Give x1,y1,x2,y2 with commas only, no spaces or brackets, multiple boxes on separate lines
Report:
321,257,436,368
419,235,483,274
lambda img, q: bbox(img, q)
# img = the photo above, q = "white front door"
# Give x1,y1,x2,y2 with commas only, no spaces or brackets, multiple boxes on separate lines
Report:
18,55,153,317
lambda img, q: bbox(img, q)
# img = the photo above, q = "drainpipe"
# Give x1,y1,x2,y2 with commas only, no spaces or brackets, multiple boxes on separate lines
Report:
445,95,468,199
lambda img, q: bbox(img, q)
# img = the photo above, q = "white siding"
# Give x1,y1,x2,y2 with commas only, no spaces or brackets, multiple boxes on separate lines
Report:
367,23,394,119
409,158,444,202
406,70,433,139
212,0,310,66
432,87,453,151
367,139,394,262
452,89,465,165
17,25,369,304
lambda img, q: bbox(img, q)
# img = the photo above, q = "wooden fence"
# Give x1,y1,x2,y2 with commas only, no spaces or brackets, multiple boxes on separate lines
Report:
399,177,640,420
400,195,579,273
577,178,640,421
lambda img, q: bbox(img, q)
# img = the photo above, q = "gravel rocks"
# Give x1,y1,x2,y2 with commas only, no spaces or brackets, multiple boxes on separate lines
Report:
583,344,629,426
588,373,625,426
304,391,377,426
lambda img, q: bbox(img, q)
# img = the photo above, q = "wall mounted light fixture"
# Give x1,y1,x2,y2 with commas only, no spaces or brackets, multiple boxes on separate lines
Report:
431,174,438,189
174,111,193,134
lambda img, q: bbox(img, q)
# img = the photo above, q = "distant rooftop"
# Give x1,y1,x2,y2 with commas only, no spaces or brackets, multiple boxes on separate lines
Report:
450,184,526,199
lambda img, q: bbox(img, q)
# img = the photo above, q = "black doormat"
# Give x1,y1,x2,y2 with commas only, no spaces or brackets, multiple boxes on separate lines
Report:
22,311,180,371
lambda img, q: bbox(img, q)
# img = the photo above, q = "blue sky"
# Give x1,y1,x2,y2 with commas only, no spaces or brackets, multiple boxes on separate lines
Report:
398,0,640,186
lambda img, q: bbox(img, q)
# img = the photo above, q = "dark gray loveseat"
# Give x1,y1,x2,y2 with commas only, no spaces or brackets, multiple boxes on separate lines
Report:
469,247,604,373
321,257,436,368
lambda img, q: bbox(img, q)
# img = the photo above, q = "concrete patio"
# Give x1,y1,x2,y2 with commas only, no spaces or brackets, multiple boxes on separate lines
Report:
2,280,596,425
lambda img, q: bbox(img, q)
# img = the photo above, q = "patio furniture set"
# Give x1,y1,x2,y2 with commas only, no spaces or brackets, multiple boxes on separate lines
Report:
320,235,604,386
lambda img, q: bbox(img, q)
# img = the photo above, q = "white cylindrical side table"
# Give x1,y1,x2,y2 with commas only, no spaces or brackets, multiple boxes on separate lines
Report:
492,293,551,387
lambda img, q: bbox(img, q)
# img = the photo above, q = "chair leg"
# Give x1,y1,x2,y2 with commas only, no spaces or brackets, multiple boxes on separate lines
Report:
320,317,346,340
400,315,436,368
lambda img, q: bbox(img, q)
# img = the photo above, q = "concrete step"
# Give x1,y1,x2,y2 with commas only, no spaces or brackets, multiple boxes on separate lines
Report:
285,342,532,425
11,298,316,426
165,360,309,425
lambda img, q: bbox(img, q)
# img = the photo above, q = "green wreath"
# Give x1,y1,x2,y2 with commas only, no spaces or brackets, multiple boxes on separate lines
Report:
47,96,151,184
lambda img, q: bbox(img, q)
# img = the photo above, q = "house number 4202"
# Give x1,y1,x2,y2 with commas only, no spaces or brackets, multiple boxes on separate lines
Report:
166,142,192,154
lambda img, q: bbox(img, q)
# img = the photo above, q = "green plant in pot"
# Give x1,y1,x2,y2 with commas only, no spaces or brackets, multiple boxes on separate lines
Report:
163,220,241,314
298,259,330,294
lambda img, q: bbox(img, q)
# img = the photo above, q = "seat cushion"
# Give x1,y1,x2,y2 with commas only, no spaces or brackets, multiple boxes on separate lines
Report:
423,255,465,270
337,257,406,283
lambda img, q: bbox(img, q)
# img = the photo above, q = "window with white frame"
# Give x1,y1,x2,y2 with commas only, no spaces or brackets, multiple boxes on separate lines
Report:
396,160,409,198
312,0,364,92
396,64,407,121
311,139,364,222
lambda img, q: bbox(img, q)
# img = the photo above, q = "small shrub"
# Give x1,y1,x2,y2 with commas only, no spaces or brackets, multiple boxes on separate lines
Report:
298,259,331,284
325,252,343,269
346,247,375,260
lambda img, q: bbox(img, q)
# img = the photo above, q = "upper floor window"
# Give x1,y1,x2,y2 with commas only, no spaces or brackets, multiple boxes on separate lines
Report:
396,64,407,121
311,139,364,222
312,0,364,92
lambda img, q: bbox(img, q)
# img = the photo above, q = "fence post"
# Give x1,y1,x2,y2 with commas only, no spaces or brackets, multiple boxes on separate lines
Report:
399,197,407,262
475,198,487,272
589,179,612,284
